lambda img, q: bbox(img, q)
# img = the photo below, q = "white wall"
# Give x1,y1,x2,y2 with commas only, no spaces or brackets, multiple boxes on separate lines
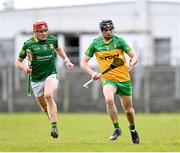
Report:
0,1,135,38
1,1,180,66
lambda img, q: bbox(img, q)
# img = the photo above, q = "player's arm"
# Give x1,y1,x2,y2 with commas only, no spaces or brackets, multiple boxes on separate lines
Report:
119,38,137,71
55,46,70,63
127,51,138,71
80,55,101,80
55,46,74,70
15,57,32,74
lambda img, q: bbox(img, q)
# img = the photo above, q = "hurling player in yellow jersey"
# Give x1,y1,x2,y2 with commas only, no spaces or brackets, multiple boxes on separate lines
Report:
15,20,74,139
81,19,139,144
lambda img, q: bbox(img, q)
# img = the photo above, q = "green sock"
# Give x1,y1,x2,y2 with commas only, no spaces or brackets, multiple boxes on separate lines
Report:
51,122,57,129
129,124,135,130
113,122,120,129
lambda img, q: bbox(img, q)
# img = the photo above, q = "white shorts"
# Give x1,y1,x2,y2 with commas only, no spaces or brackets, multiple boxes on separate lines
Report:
31,74,59,97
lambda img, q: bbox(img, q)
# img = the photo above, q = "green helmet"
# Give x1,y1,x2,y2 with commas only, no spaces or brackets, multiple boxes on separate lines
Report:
99,19,114,31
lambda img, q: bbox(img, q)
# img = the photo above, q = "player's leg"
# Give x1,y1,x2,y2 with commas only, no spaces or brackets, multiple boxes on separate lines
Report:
36,86,58,139
119,95,135,125
31,81,51,119
31,79,58,138
44,74,59,138
119,95,140,144
44,78,58,122
36,95,50,120
102,84,121,141
103,84,118,125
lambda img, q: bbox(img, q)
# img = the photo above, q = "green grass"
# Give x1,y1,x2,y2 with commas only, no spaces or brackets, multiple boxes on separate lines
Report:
0,113,180,152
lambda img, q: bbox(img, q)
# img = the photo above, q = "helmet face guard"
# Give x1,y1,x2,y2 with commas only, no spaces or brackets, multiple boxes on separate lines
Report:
33,20,48,32
99,19,114,31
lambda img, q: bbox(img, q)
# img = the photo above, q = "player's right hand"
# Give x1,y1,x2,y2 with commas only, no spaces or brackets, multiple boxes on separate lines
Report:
92,72,101,80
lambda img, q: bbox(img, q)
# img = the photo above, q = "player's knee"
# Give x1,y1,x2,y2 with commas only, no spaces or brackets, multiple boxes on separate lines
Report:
125,108,134,115
44,94,53,102
105,96,114,105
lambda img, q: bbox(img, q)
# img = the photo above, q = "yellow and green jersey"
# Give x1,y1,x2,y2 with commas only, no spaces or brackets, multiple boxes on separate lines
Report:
18,35,58,82
85,35,131,82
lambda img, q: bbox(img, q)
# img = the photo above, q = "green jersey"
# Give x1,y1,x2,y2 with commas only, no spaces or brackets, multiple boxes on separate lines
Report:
19,35,58,82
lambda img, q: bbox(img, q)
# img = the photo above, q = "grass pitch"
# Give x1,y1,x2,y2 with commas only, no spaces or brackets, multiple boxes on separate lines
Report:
0,113,180,152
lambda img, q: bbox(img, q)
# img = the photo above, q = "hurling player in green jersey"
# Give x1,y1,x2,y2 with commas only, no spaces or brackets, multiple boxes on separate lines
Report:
81,19,139,144
15,20,74,139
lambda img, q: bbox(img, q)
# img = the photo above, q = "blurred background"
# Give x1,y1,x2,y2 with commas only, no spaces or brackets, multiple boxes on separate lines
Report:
0,0,180,113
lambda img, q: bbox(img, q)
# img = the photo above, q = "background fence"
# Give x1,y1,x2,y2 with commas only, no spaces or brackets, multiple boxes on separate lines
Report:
0,58,180,113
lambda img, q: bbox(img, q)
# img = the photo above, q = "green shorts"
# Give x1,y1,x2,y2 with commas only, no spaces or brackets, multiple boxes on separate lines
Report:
101,80,132,96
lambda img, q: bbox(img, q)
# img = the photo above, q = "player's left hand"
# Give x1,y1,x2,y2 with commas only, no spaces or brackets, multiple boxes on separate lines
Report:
128,60,134,71
128,64,133,71
65,61,74,70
